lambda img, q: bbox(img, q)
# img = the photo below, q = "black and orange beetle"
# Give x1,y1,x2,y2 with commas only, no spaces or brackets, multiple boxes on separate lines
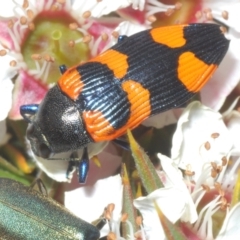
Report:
20,23,229,183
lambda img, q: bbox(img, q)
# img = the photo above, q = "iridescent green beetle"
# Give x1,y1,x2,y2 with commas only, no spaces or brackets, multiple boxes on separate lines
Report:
0,178,100,240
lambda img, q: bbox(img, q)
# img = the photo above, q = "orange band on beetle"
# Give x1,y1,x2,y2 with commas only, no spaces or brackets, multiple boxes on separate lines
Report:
82,80,151,141
89,49,129,79
150,25,187,48
178,51,218,92
58,68,84,100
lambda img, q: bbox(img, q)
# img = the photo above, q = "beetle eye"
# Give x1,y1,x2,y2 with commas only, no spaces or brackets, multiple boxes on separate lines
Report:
39,143,51,158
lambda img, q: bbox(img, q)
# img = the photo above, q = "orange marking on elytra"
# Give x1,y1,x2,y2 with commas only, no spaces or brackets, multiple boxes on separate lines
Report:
58,68,84,100
150,25,187,48
82,80,151,141
178,52,217,92
89,49,129,79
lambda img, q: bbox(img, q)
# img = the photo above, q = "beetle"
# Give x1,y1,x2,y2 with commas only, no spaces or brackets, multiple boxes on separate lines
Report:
20,23,229,183
0,178,103,239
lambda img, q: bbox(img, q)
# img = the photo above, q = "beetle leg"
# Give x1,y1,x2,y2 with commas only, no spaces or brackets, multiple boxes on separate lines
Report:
112,138,130,151
59,64,67,74
78,147,89,183
66,159,78,180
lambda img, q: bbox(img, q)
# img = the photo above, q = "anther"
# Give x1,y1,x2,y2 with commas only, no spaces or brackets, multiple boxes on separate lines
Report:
220,26,227,34
0,49,7,56
8,20,14,29
83,35,92,43
195,11,202,19
112,31,119,39
211,133,220,139
221,156,227,166
101,33,108,41
27,9,34,19
82,11,91,19
211,162,217,170
20,16,28,25
175,2,182,10
68,40,75,47
214,182,221,191
31,54,42,60
222,11,228,20
211,169,217,178
44,55,54,62
28,22,35,31
69,23,78,30
10,60,17,67
185,170,195,176
136,216,143,226
165,8,174,16
107,232,117,240
204,141,211,150
22,0,29,9
147,15,157,22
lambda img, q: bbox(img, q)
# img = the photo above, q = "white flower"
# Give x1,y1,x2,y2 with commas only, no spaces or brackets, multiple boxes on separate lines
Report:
134,153,197,240
65,174,123,237
171,101,233,184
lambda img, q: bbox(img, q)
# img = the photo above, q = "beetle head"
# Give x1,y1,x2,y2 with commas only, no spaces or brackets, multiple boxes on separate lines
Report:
21,86,92,159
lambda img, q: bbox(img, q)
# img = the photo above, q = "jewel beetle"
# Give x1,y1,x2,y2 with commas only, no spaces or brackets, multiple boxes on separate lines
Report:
0,178,102,240
20,23,229,183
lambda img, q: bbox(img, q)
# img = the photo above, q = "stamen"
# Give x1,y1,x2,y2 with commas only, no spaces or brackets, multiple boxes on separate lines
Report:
193,195,221,238
145,0,182,20
197,7,229,23
7,21,21,52
45,0,55,10
222,156,240,190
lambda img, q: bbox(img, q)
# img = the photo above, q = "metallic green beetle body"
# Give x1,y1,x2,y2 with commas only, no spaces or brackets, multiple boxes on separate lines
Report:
0,178,100,240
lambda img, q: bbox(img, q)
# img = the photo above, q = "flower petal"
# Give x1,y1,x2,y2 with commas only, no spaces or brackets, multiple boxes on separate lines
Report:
171,101,233,182
201,37,240,110
157,153,198,223
65,174,123,237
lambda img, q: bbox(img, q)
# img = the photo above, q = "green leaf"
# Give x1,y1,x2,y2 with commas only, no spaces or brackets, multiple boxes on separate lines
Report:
127,130,163,194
